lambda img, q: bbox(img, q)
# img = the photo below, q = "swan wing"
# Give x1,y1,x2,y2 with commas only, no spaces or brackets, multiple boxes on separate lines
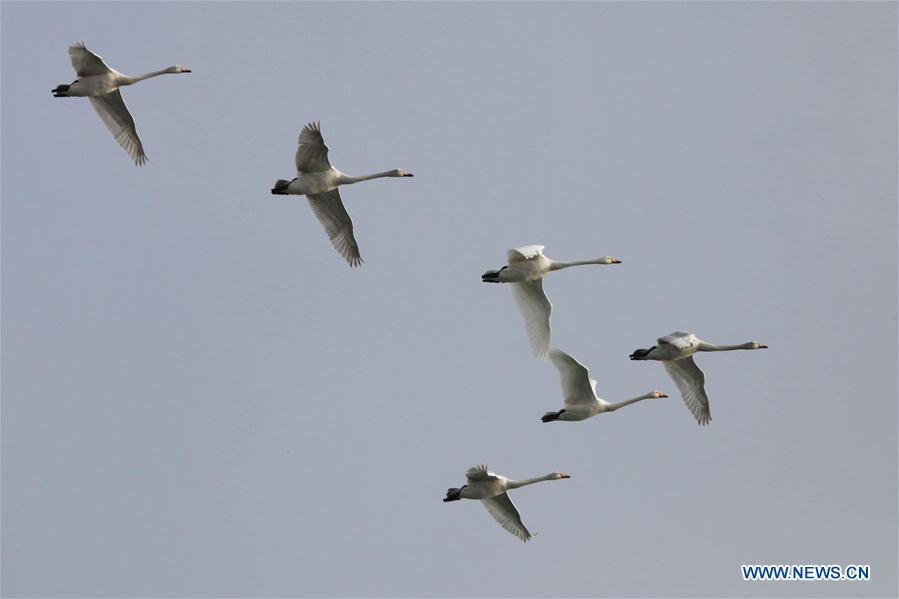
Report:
481,493,532,542
88,90,147,165
69,42,112,76
549,348,597,406
511,279,552,361
658,331,697,350
663,357,711,425
506,245,545,264
295,121,332,173
466,464,499,482
306,189,362,267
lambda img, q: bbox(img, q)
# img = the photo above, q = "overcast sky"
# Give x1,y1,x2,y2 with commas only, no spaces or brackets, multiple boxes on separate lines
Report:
2,2,897,597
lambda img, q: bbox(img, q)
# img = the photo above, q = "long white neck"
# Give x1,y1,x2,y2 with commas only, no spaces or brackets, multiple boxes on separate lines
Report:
697,341,760,352
120,69,175,85
506,474,557,490
604,393,655,412
337,171,399,185
548,258,611,271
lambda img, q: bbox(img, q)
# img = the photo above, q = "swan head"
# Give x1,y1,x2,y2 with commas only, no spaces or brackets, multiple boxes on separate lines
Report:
168,65,192,74
553,472,571,480
600,256,621,264
651,390,668,398
392,169,413,177
751,342,768,349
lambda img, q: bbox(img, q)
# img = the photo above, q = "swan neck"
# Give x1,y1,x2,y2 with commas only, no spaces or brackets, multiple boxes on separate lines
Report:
549,259,606,271
121,69,172,85
338,171,396,185
698,342,756,352
605,395,651,412
506,474,554,489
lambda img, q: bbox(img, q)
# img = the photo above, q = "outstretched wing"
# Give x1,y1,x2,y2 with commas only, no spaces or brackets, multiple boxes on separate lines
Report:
295,121,331,174
88,90,147,165
663,357,711,425
658,331,697,351
549,348,598,406
481,493,532,542
511,279,552,361
465,464,499,482
506,245,545,264
69,42,112,77
306,189,362,267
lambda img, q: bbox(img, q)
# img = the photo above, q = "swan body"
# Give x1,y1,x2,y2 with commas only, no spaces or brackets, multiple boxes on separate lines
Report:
271,121,413,267
52,42,191,165
443,465,570,542
629,331,767,425
482,245,621,360
541,348,666,422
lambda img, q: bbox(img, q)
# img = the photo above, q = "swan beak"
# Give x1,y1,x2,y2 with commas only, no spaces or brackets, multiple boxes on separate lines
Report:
403,172,414,177
184,68,192,73
560,473,571,479
611,258,622,264
658,393,668,398
759,344,768,349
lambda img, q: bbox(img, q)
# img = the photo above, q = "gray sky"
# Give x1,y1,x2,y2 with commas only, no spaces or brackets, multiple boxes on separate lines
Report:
2,2,896,597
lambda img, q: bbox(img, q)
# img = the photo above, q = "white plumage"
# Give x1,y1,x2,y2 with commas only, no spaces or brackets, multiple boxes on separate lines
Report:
482,245,621,360
271,121,413,267
630,331,768,425
53,42,191,165
541,348,666,422
443,465,570,542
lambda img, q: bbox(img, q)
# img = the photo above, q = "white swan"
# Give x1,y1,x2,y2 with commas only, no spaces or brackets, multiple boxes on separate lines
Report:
629,331,768,425
443,465,570,542
482,245,621,360
541,348,666,422
52,42,191,165
271,121,413,267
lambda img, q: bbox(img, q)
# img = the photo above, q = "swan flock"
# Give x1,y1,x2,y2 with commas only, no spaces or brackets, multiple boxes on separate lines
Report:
54,42,769,543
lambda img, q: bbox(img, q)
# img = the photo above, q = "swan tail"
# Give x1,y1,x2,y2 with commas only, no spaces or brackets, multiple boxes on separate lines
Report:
443,488,463,502
481,266,507,283
52,84,71,97
629,347,654,360
541,410,562,423
271,179,291,195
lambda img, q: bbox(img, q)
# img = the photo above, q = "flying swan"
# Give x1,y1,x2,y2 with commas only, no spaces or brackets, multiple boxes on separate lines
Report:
629,331,767,425
482,245,621,360
443,465,570,542
271,121,413,267
542,348,667,422
52,42,191,165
